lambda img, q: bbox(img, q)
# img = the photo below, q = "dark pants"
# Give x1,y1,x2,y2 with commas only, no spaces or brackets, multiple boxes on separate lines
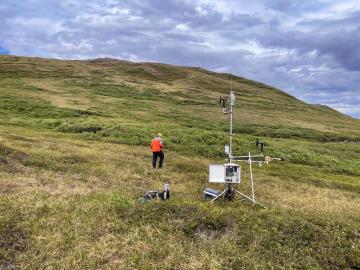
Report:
152,151,164,168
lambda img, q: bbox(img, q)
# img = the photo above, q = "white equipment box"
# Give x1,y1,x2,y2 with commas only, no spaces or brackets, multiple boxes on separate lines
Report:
209,163,241,184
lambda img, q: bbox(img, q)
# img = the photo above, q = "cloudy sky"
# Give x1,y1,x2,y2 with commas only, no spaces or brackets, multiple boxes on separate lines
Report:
1,0,359,118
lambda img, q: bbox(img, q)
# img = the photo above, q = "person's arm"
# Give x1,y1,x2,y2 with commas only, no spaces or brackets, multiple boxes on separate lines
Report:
160,140,164,149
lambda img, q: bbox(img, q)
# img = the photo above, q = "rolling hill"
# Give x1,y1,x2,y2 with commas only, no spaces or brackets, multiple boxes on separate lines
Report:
0,55,359,269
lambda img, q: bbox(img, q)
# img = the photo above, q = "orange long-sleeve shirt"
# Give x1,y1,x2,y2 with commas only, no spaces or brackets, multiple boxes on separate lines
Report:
151,138,164,152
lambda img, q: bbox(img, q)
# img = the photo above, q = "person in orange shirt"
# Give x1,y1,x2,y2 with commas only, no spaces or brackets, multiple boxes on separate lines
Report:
151,133,164,168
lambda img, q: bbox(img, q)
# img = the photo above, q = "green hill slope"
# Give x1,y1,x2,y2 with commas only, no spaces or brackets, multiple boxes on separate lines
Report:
0,55,359,269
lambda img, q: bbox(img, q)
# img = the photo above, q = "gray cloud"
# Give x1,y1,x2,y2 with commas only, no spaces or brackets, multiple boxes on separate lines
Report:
257,12,360,72
0,0,359,117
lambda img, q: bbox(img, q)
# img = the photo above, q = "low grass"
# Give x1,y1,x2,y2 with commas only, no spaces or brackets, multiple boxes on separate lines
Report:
0,55,359,269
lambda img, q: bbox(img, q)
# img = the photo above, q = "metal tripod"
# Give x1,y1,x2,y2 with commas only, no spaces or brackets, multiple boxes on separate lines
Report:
211,152,267,209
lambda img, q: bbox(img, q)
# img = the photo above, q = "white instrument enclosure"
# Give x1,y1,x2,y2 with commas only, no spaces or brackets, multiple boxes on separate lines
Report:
224,145,230,155
209,163,241,184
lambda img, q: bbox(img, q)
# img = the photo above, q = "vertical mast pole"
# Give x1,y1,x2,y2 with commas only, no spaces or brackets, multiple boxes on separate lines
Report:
229,90,235,163
227,77,235,163
229,94,232,163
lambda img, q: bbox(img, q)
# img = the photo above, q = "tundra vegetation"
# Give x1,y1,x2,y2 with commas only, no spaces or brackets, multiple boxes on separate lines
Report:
0,55,359,269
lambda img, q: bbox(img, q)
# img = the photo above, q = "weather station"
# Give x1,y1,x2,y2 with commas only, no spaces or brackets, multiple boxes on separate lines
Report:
203,86,282,208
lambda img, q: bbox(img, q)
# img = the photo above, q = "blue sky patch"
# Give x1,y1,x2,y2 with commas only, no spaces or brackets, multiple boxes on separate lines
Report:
0,45,9,55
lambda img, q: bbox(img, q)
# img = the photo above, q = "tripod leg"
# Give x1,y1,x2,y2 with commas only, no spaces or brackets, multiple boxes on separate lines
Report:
249,152,255,205
234,189,267,209
211,189,227,202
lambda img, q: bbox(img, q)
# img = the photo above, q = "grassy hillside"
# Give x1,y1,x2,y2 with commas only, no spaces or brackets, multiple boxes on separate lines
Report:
0,55,359,269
